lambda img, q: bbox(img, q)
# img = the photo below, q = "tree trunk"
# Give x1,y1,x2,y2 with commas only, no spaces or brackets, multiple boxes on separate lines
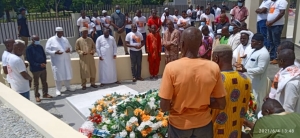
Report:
56,4,58,18
5,10,11,22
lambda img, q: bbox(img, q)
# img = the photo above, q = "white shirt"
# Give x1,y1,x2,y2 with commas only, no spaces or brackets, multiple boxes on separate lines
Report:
133,16,147,33
125,17,132,29
267,0,288,26
199,25,214,34
88,22,95,34
161,15,174,34
172,15,182,29
177,17,191,31
7,54,30,93
214,7,222,18
77,17,91,32
257,0,272,22
187,9,196,21
196,11,203,21
101,16,111,27
200,13,215,26
91,17,102,30
2,51,10,67
125,32,144,51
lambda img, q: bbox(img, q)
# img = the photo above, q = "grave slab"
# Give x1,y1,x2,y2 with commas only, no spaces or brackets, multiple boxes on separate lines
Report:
66,85,139,118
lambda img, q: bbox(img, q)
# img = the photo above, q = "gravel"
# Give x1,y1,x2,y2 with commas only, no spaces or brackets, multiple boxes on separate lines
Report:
0,102,45,138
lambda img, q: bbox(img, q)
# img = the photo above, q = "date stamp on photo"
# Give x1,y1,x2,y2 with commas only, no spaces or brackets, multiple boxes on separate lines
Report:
259,129,295,134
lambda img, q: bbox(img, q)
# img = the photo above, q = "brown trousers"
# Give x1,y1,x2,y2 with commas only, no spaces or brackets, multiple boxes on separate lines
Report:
114,31,128,54
81,78,96,87
168,122,213,138
21,36,29,59
32,70,48,97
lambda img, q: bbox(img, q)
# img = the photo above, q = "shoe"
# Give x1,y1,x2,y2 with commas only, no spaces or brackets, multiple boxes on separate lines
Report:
137,77,144,81
35,97,41,102
154,75,158,79
56,91,61,96
115,81,121,84
67,87,75,92
125,53,129,55
270,59,278,64
133,78,137,82
42,94,53,98
91,85,98,88
150,76,154,79
82,86,86,90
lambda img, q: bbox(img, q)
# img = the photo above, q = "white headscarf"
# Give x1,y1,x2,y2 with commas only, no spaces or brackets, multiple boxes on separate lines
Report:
240,30,253,45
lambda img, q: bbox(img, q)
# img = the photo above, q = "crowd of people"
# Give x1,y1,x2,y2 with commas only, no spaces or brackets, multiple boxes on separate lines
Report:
2,0,300,137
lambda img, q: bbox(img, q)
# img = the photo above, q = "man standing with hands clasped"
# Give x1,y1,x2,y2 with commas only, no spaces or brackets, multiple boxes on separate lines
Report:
26,35,53,102
111,5,128,55
126,24,145,82
45,27,75,96
76,27,97,90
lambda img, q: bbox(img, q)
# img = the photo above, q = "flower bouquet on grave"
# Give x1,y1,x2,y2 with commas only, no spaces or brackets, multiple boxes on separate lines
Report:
243,92,258,133
85,90,169,138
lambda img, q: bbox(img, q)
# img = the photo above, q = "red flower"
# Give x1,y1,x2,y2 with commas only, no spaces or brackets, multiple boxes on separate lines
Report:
89,114,102,124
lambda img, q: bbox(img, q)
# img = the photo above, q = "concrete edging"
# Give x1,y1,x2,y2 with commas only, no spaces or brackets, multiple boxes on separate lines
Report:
0,83,86,138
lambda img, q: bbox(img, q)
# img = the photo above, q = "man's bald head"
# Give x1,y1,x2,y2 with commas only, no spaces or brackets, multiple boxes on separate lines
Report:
277,49,295,68
181,27,202,58
221,26,230,37
13,40,26,57
212,45,233,67
262,99,285,116
278,41,295,52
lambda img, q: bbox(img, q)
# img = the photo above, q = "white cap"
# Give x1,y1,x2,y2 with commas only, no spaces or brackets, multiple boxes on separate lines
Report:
15,39,25,44
55,27,63,32
217,29,222,34
81,27,88,32
164,7,168,11
102,10,107,13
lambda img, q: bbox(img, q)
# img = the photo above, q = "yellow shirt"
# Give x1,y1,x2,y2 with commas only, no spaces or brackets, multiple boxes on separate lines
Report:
211,71,251,138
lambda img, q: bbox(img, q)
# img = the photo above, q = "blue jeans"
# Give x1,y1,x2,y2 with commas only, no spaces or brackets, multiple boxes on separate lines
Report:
257,20,269,49
268,25,283,60
20,91,30,100
126,28,131,34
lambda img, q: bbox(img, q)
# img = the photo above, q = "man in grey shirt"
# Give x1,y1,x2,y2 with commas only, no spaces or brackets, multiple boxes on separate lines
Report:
111,5,128,55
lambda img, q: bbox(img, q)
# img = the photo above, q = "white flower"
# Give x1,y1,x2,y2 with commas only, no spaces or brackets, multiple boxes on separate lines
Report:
150,97,155,102
151,121,162,131
112,112,117,117
120,114,125,118
102,125,108,130
137,121,153,131
148,102,157,109
129,132,135,138
150,116,155,121
105,120,111,124
120,130,127,137
129,117,138,124
111,125,117,129
153,133,159,138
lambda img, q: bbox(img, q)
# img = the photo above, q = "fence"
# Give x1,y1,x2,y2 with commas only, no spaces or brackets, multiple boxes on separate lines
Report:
0,1,237,44
0,11,74,43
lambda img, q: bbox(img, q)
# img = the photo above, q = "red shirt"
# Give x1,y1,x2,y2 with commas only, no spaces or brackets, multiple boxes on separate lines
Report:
215,15,230,24
147,16,162,28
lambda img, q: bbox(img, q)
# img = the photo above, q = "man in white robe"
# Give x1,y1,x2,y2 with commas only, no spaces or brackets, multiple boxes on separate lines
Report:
227,20,242,51
45,27,75,95
273,49,300,113
96,29,120,86
232,30,254,66
238,33,270,113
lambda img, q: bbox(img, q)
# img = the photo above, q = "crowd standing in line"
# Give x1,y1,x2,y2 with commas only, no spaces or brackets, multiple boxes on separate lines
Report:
3,0,300,137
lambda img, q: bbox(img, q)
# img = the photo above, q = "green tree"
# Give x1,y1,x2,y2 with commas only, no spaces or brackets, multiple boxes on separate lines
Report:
0,0,4,18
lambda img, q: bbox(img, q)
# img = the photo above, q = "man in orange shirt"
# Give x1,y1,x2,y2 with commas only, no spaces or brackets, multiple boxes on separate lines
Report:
159,27,227,138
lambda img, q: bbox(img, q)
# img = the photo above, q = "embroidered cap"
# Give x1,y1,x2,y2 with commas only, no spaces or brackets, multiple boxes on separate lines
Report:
55,27,63,32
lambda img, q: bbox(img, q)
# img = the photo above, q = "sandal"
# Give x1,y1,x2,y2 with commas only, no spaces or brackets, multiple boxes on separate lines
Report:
42,94,53,98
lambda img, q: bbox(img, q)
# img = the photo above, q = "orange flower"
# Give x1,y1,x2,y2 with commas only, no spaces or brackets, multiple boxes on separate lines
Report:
126,126,132,132
145,127,152,133
134,122,139,126
96,105,103,112
141,130,148,137
97,100,104,105
134,108,143,116
91,107,96,113
108,109,113,113
156,111,164,121
162,120,168,127
141,114,151,122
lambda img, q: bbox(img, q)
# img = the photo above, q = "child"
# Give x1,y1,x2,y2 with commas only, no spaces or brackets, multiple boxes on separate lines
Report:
199,25,213,60
146,25,161,79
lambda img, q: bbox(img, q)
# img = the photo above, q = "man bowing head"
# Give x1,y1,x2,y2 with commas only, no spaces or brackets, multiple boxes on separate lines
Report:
76,27,97,90
45,27,75,96
96,29,120,86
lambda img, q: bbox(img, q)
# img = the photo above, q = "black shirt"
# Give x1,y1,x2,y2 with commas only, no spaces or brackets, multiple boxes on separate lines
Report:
26,44,47,72
17,15,30,37
215,22,230,34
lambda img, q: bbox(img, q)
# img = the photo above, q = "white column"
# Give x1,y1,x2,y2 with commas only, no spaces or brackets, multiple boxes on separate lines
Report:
292,0,300,45
71,13,81,38
244,0,261,33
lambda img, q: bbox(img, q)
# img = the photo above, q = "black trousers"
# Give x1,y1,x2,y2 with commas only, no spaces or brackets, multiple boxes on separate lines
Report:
130,50,142,78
